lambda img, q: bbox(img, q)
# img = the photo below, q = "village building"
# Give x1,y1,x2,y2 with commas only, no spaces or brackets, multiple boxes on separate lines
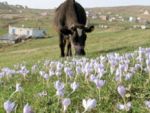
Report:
9,26,46,38
98,12,102,15
91,15,97,19
137,17,141,21
141,25,147,30
8,10,12,13
0,26,47,44
109,17,116,22
99,15,109,21
143,10,149,15
137,18,148,24
40,12,48,16
19,10,23,14
129,17,137,22
107,12,112,15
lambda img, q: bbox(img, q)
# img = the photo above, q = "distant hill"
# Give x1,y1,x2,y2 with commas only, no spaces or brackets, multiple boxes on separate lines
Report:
0,3,150,35
0,1,28,14
1,2,150,18
87,5,150,20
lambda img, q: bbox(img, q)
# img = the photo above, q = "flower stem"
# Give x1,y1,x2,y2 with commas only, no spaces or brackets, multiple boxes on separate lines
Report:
122,97,127,111
66,74,68,84
82,110,86,113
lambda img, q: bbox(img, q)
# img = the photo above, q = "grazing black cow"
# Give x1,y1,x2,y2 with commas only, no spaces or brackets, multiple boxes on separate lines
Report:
54,0,94,57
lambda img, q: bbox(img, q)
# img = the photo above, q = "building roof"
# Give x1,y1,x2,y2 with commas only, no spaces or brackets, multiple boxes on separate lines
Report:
9,25,46,31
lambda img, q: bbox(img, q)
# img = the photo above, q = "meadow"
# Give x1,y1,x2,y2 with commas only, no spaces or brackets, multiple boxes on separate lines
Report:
1,27,150,67
1,26,150,112
0,5,150,113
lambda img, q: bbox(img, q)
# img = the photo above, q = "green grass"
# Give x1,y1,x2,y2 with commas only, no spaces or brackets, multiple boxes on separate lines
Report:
0,28,7,35
1,28,150,67
0,45,150,113
0,10,150,113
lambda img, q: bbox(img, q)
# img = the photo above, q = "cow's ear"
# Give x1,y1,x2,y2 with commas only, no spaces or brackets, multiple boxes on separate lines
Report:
60,27,73,35
85,25,94,33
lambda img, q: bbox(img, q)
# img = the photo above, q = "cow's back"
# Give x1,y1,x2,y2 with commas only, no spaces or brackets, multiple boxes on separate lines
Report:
54,1,87,31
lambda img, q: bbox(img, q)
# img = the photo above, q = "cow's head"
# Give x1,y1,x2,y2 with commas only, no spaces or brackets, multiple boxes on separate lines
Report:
61,24,94,55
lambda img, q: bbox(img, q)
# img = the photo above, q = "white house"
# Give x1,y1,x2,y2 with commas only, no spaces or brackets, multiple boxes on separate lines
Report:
86,11,89,17
144,10,149,15
9,26,46,38
141,25,147,30
129,17,137,22
40,12,48,16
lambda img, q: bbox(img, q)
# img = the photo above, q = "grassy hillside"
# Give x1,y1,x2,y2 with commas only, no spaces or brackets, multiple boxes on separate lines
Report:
0,28,150,67
0,5,150,35
1,29,150,112
0,4,150,67
1,4,150,113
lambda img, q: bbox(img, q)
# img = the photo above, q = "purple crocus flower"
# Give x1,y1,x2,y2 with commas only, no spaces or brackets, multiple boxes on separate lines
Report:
18,66,29,77
134,64,142,70
90,74,97,82
124,73,133,81
1,67,16,77
39,71,49,80
4,100,15,113
56,89,64,97
49,69,55,77
117,85,126,97
64,67,74,78
57,62,63,71
62,98,71,112
54,80,64,91
76,66,82,75
94,79,105,89
54,81,65,97
84,63,93,76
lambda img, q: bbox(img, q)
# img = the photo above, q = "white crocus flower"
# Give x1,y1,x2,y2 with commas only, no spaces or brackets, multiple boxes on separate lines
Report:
37,91,47,97
15,83,23,92
117,102,131,111
56,90,64,97
82,99,97,112
144,100,150,108
23,103,34,113
76,66,82,75
49,69,55,77
70,82,79,92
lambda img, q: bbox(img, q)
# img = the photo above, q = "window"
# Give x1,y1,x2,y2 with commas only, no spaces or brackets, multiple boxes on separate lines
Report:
12,29,16,34
27,30,30,35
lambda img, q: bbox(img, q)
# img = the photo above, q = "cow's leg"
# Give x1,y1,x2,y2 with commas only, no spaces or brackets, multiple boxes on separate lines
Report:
66,41,72,56
66,37,72,56
59,33,66,57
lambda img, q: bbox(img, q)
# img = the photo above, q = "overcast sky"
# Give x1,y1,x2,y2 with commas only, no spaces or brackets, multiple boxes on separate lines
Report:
1,0,150,9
